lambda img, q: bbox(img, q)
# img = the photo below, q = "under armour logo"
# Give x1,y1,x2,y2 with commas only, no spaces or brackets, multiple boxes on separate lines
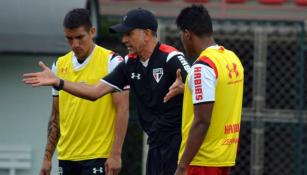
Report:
60,67,68,74
93,167,103,174
131,73,141,80
58,167,63,175
226,63,239,79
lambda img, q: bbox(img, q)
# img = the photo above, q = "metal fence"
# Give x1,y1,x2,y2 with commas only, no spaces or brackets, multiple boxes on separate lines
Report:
98,18,307,175
163,19,307,175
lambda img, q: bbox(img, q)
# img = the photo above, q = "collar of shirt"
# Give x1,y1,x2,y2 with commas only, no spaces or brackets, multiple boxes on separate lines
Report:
72,44,96,70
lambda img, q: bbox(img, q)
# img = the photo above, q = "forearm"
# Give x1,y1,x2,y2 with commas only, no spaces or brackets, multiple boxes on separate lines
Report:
110,113,128,157
110,91,129,157
179,121,209,167
58,80,113,101
61,80,98,101
43,112,60,161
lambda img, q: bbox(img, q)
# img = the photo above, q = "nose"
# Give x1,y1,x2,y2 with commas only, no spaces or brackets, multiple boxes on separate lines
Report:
71,38,80,48
121,34,128,44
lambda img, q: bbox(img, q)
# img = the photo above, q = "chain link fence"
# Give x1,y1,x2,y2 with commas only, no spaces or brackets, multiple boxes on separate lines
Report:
98,17,307,175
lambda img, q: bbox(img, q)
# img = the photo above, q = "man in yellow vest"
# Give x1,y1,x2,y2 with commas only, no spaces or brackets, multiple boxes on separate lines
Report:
39,9,129,175
167,5,244,175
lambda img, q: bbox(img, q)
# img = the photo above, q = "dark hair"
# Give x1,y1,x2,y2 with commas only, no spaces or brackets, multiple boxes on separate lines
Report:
176,5,213,37
63,8,92,31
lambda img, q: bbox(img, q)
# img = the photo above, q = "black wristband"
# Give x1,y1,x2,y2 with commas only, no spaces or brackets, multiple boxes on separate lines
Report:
53,79,64,91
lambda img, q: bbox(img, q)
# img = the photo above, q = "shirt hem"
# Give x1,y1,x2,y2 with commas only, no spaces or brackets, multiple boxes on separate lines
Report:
58,154,109,161
189,162,235,167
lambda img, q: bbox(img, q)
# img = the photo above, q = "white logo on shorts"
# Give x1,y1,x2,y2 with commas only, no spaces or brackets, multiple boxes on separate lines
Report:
93,167,103,174
58,167,63,175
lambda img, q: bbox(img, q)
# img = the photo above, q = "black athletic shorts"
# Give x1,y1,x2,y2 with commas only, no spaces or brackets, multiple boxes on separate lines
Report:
58,158,106,175
146,134,181,175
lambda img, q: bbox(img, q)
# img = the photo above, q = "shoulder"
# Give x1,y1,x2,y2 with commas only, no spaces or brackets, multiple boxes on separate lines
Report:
194,56,218,78
93,45,123,63
195,56,215,66
107,51,124,73
95,45,111,53
108,52,123,62
56,51,73,65
59,51,73,60
158,44,185,62
94,45,116,59
124,53,137,64
159,44,178,53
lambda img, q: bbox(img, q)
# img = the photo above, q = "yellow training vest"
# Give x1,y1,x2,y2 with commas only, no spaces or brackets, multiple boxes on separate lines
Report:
56,46,116,160
179,46,244,166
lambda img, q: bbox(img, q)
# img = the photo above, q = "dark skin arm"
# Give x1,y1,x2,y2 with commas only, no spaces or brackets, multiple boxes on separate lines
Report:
39,97,60,175
175,102,214,175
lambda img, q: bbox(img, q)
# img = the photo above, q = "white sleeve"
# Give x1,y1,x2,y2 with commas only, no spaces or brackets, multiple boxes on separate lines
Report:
108,53,124,73
51,62,58,96
188,64,217,104
108,53,130,90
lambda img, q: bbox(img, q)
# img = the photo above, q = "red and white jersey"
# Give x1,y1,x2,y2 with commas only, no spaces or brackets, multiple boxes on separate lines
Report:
188,45,219,104
180,45,244,167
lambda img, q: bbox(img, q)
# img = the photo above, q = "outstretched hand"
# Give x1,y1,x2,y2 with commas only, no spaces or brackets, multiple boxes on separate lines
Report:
23,61,59,87
164,69,185,103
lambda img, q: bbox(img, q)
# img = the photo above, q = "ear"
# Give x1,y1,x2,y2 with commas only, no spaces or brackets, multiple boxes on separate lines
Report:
89,27,97,38
144,29,154,38
184,29,192,40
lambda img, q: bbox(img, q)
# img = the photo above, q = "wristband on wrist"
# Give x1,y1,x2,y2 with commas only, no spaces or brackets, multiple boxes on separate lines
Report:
53,79,64,91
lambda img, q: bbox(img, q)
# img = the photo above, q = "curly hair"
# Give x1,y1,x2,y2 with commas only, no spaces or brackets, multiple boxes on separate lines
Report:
176,5,213,37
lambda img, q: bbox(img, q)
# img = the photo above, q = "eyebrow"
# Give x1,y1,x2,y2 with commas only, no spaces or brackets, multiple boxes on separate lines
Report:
65,34,85,40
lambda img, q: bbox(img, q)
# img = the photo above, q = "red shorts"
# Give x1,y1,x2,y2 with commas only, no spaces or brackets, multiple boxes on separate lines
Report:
188,166,230,175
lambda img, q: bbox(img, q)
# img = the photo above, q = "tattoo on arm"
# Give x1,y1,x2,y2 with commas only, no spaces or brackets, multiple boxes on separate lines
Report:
44,100,60,161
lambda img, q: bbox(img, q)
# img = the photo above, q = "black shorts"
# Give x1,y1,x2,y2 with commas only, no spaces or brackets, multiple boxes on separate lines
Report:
146,134,181,175
58,158,106,175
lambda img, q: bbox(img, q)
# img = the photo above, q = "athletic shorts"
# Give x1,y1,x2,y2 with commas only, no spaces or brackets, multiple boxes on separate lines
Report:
188,166,230,175
146,134,181,175
58,158,106,175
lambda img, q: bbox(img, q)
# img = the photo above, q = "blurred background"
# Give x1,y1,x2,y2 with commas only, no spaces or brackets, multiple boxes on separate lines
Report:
0,0,306,175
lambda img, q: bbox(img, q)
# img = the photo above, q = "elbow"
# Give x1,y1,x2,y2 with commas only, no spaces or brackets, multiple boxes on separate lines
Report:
88,98,96,102
85,92,100,101
87,85,107,101
87,89,102,101
88,95,99,101
194,119,210,130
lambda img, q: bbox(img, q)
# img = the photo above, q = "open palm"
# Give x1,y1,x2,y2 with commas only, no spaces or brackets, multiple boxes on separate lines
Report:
164,69,185,103
23,61,58,87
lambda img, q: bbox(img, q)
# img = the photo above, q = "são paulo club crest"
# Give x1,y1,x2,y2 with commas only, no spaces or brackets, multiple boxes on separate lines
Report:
153,68,164,83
